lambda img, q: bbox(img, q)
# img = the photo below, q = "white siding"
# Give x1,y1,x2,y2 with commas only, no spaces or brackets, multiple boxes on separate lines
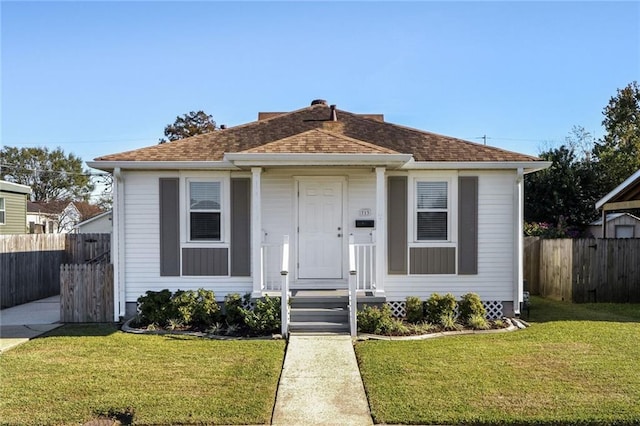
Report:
121,168,519,303
122,171,252,303
260,168,376,286
385,170,517,302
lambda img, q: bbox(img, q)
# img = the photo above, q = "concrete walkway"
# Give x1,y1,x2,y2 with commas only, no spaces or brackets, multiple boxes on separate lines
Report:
272,334,373,425
0,295,62,353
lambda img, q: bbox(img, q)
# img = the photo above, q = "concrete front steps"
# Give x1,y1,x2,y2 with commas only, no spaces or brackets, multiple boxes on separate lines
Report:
289,290,349,334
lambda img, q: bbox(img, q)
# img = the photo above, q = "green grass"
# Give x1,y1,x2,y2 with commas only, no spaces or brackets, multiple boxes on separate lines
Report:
0,324,285,425
355,296,640,425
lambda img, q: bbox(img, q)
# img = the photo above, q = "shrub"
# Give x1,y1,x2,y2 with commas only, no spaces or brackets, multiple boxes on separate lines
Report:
425,293,457,324
439,311,461,331
136,288,220,328
191,289,220,326
357,304,409,335
137,289,174,326
458,293,486,325
171,290,198,324
223,293,245,326
241,295,281,334
468,313,490,330
405,296,424,324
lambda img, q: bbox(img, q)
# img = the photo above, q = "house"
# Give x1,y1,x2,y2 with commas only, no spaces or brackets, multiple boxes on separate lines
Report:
27,200,103,233
88,100,550,325
0,180,32,234
74,210,112,234
588,213,640,238
595,169,640,238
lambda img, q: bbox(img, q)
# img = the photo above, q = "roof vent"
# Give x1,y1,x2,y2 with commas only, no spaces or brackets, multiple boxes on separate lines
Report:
311,99,327,106
330,104,337,121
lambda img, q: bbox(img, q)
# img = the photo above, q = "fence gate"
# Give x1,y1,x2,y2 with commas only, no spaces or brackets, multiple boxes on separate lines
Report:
60,263,114,322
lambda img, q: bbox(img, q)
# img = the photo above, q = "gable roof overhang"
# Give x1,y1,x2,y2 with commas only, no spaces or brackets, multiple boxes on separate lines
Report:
402,160,551,174
223,152,414,168
87,160,238,172
595,169,640,211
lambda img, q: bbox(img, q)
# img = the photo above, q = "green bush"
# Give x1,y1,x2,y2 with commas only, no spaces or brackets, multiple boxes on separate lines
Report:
192,289,221,326
458,293,486,325
137,289,174,326
357,304,408,335
405,296,424,324
241,295,281,334
468,313,490,330
171,290,198,324
170,289,220,326
425,293,457,324
223,293,245,326
137,288,220,328
439,311,461,331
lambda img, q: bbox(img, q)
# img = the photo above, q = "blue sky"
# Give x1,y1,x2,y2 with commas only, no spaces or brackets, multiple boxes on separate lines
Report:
2,1,639,175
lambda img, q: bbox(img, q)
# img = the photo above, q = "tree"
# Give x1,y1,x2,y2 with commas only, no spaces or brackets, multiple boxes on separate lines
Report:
0,146,94,201
525,132,600,231
159,110,217,143
593,81,640,192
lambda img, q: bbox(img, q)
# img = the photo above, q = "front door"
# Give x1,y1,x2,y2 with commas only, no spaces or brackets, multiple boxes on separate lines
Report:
298,179,343,279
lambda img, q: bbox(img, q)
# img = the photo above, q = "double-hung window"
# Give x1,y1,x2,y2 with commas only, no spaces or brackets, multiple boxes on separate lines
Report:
416,181,449,241
0,198,5,225
189,181,221,241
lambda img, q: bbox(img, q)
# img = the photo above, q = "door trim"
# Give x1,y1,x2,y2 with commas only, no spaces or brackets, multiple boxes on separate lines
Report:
294,176,348,282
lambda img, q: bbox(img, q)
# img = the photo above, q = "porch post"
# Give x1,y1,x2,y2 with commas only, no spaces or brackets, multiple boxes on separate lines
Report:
251,167,263,297
375,167,386,295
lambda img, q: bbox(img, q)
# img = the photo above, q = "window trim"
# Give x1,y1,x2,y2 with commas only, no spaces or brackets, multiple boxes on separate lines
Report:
412,177,454,243
0,197,5,225
183,176,229,245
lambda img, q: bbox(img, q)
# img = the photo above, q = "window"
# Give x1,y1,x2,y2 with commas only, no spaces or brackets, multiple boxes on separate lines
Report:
416,181,448,241
615,225,634,238
0,197,5,225
189,181,221,241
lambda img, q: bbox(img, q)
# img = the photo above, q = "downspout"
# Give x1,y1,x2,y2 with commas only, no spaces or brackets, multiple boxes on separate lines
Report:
513,168,524,315
113,167,126,321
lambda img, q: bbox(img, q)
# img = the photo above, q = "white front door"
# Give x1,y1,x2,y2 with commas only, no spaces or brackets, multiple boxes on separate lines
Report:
298,179,343,279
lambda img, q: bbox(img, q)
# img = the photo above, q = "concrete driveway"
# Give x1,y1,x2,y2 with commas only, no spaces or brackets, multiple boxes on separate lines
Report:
0,295,63,353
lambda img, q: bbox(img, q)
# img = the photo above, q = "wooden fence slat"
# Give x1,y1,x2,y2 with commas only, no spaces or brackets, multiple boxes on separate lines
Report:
0,233,110,309
524,237,640,303
60,263,114,322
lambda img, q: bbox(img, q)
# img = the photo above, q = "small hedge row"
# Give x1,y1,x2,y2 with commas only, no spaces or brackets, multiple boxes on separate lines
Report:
134,289,281,335
358,292,499,335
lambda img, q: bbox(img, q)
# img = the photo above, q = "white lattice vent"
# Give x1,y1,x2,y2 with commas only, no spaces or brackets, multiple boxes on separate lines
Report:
242,299,255,311
386,301,406,318
483,301,503,320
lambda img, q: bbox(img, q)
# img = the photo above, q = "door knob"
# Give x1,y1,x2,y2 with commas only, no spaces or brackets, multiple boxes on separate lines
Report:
338,233,342,237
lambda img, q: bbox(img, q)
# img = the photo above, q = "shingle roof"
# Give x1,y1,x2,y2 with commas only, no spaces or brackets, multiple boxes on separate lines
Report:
241,129,400,154
95,103,539,162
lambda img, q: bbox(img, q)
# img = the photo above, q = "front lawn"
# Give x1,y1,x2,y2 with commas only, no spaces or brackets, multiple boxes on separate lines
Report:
355,296,640,425
0,324,285,425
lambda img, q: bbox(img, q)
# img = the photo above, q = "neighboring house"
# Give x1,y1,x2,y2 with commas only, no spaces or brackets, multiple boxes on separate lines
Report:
27,200,103,233
74,210,112,233
88,100,550,323
0,180,32,234
595,169,640,238
588,213,640,238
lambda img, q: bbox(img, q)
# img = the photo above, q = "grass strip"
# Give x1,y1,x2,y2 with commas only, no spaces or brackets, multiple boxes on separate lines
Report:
355,296,640,425
0,324,285,425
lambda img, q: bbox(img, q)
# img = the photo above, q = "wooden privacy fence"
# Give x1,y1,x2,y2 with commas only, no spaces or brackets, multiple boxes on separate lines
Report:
60,264,114,322
524,237,640,303
1,234,66,308
0,233,111,309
